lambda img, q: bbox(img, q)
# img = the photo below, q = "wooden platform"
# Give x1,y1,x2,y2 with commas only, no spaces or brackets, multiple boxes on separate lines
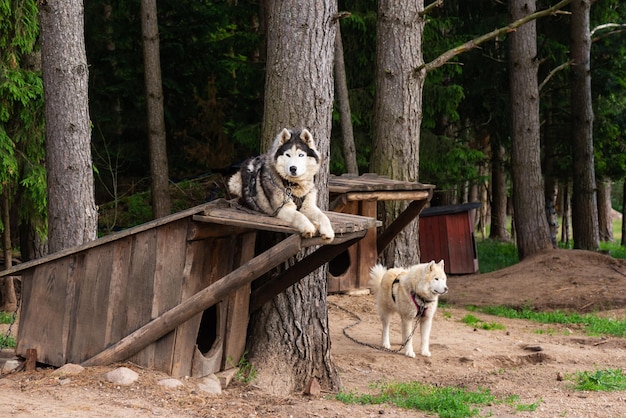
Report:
327,173,435,292
0,199,377,377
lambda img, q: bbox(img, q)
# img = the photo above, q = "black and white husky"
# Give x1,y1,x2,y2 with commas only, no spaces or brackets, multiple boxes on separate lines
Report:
227,128,335,242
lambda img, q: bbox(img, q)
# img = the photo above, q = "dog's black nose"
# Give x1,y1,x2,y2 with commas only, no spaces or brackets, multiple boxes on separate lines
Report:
289,166,297,175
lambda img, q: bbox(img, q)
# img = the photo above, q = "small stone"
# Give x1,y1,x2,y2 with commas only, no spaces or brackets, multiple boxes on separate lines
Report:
197,374,222,395
103,367,139,386
304,377,321,397
51,363,85,377
158,378,184,389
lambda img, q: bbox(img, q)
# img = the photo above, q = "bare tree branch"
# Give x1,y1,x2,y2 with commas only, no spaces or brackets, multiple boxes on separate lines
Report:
591,22,626,37
421,0,444,17
539,59,573,92
418,0,572,74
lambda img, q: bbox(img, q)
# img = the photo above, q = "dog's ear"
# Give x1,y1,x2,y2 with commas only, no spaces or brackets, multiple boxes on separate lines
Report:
278,128,292,145
300,128,314,147
427,260,435,271
437,260,445,268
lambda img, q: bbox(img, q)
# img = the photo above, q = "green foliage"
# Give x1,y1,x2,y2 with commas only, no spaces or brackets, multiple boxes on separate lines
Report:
476,239,519,273
0,334,16,348
0,311,13,324
227,351,257,384
0,0,47,240
335,381,497,418
475,306,626,338
568,368,626,392
461,314,506,331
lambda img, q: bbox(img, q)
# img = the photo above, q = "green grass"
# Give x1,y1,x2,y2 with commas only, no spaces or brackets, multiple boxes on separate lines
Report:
475,239,518,273
472,305,626,338
461,314,506,331
0,311,13,324
568,368,626,391
335,380,541,417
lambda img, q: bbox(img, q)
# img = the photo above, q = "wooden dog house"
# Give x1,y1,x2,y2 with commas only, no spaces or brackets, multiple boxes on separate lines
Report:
0,199,377,377
419,202,481,275
327,174,435,293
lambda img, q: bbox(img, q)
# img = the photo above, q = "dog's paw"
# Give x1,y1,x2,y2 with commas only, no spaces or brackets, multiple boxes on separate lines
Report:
318,219,335,243
420,349,431,357
298,220,317,238
382,341,391,350
319,230,334,243
405,350,416,358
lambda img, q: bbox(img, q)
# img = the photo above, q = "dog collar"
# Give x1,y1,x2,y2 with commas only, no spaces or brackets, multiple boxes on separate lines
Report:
391,277,432,317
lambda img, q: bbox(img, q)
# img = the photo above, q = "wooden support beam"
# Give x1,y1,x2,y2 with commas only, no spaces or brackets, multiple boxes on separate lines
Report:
249,233,364,312
81,234,303,368
376,199,429,255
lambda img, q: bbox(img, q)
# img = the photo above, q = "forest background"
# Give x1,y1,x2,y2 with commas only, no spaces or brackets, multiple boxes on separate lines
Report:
2,0,626,260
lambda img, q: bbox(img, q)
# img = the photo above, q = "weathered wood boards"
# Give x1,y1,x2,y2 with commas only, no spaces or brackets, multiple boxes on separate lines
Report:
3,199,377,377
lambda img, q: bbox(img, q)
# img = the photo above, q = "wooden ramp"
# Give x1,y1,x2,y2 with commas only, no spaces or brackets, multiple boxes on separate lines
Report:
0,199,377,377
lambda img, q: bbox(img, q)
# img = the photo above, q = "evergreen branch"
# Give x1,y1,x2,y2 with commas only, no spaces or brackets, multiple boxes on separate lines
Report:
418,0,572,74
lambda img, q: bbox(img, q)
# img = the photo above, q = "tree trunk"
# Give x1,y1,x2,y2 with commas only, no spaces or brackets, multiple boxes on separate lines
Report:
570,0,599,251
370,0,425,267
334,22,358,174
141,0,171,219
597,179,613,242
249,0,339,395
508,0,552,260
489,138,510,241
41,0,98,253
622,180,626,247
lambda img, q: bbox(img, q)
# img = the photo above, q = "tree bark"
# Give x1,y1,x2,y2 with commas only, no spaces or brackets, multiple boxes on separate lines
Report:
489,139,510,241
40,0,98,253
141,0,171,219
508,0,552,260
597,179,613,242
570,0,599,251
334,22,358,174
250,0,339,395
370,0,425,267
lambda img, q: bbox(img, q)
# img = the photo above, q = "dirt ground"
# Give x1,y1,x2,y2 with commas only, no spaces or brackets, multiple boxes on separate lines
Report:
1,248,626,417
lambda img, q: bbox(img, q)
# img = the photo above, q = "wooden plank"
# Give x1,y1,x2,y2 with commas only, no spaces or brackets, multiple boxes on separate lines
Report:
249,233,365,312
222,231,256,369
66,245,114,363
81,234,303,368
343,190,431,202
105,236,133,346
170,239,210,377
16,259,74,366
357,199,378,288
151,220,189,373
127,229,158,367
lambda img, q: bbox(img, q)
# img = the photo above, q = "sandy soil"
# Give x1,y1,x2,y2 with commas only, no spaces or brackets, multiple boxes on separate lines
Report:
1,248,626,417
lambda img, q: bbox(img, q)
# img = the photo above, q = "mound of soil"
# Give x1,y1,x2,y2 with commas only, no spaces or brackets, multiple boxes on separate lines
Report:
1,248,626,417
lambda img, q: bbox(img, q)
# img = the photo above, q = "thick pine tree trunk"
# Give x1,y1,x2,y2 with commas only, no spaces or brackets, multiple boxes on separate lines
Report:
40,0,98,253
508,0,552,260
570,0,599,251
370,0,425,267
248,0,339,395
141,0,171,219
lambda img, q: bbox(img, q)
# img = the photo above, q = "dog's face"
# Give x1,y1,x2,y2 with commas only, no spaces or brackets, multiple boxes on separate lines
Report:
273,128,321,181
408,260,448,299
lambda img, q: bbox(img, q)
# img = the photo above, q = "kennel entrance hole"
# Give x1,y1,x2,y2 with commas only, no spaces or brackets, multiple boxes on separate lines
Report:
328,249,351,277
196,304,218,354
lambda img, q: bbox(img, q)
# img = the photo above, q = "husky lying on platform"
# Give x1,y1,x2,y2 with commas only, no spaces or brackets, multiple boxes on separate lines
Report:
369,260,448,357
227,128,334,242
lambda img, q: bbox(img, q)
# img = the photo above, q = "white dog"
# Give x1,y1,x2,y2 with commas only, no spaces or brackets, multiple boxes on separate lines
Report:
227,128,334,242
369,260,448,357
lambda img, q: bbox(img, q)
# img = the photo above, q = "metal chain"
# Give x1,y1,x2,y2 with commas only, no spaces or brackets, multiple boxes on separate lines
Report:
330,301,421,354
1,280,21,350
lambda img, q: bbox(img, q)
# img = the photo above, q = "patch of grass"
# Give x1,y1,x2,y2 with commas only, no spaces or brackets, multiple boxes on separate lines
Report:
0,311,13,324
568,368,626,391
461,314,506,331
335,381,539,417
474,306,626,338
335,381,496,418
227,352,257,384
0,335,16,348
475,239,518,273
